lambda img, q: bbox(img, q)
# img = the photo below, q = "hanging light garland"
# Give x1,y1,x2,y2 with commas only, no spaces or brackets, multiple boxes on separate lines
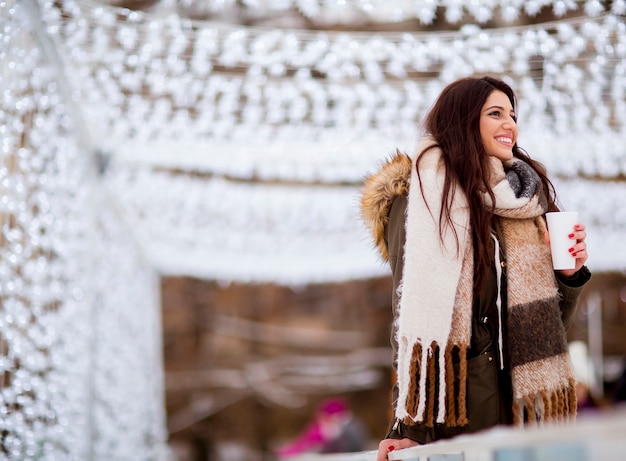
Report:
174,0,620,24
34,0,626,283
43,1,626,179
0,0,167,457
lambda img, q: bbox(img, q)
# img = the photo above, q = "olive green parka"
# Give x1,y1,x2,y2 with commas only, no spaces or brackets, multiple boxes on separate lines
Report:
361,152,591,444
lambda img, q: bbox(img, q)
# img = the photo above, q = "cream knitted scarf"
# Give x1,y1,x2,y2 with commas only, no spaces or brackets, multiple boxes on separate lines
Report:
396,139,577,428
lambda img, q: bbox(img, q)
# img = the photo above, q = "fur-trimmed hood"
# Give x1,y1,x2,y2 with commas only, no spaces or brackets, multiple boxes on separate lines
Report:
359,151,412,262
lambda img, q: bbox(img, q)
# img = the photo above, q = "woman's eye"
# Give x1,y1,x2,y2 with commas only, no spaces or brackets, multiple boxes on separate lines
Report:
488,110,517,121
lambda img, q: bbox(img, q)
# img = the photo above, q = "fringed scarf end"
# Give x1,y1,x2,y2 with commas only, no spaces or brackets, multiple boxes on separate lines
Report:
513,382,578,426
398,341,469,428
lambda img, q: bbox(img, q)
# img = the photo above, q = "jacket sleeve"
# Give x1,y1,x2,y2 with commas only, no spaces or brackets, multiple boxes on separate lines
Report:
555,266,592,330
385,194,408,317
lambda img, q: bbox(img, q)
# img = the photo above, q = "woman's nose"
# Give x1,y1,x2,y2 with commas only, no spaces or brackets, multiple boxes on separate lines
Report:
503,116,517,128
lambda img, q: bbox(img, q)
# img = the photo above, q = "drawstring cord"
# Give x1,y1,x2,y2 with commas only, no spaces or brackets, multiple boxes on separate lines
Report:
491,233,505,371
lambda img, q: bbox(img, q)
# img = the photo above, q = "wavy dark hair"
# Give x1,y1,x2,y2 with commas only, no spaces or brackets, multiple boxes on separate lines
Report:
417,76,558,292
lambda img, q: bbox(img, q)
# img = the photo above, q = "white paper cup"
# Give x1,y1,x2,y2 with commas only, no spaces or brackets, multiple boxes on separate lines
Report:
545,211,579,270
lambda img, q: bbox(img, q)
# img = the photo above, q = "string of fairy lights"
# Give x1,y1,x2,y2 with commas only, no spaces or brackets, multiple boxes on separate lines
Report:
33,0,626,282
43,1,625,174
177,0,618,24
0,0,167,458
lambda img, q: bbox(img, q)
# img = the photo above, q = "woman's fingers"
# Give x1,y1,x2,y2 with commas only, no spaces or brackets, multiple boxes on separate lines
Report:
557,223,588,277
569,224,588,261
376,439,395,461
377,438,419,461
569,224,587,245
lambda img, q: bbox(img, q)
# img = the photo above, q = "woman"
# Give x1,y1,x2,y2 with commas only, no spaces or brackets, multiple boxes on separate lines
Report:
360,76,591,459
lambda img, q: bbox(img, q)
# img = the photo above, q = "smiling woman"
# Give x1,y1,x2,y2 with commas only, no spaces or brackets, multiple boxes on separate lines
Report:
360,76,592,460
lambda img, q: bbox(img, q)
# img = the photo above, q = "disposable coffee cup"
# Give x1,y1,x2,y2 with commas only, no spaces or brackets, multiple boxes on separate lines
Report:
545,211,578,270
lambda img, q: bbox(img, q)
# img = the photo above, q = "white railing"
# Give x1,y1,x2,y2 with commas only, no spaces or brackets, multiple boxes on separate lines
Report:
290,406,626,461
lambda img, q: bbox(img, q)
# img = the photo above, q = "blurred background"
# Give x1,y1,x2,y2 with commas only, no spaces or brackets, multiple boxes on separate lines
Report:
1,0,626,460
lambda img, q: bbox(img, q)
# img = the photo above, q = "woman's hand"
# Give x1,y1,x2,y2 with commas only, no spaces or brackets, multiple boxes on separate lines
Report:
376,438,419,461
544,223,588,278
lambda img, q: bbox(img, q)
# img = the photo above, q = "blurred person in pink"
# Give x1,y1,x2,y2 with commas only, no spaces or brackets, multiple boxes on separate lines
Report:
275,398,368,458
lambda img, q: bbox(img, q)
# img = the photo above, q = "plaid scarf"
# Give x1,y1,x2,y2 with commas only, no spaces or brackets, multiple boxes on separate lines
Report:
395,139,577,427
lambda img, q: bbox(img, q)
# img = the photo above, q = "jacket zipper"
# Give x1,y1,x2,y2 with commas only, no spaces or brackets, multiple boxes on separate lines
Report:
386,418,403,438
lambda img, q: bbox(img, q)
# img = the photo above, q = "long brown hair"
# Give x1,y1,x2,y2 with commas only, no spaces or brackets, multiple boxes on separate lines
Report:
417,76,557,291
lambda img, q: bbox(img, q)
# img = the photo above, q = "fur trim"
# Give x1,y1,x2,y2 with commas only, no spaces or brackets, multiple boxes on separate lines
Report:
359,151,412,261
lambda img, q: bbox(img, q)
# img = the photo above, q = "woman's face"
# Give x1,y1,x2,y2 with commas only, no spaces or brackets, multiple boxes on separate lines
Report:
479,90,518,161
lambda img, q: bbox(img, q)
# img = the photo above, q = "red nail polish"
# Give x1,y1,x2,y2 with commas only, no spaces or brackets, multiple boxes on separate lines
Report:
568,233,574,238
568,247,575,253
387,446,395,452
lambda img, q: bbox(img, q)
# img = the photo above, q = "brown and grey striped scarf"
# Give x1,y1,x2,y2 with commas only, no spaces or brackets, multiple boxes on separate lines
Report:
395,139,577,428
